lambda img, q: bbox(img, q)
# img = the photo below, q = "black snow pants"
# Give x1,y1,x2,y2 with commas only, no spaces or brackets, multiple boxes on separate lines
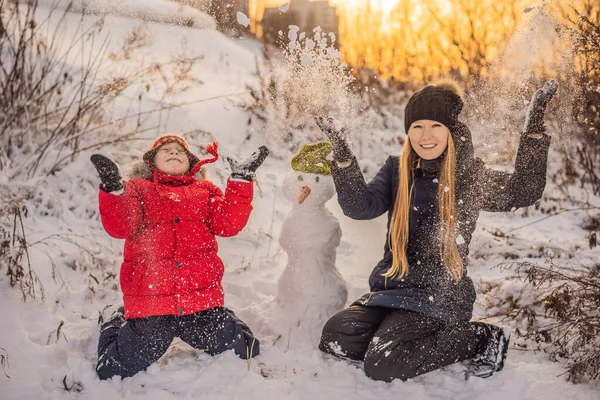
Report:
96,307,259,380
319,305,491,382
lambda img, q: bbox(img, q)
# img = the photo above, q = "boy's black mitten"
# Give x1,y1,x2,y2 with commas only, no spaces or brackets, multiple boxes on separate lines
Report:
226,146,270,181
523,80,558,135
315,116,353,163
90,154,124,193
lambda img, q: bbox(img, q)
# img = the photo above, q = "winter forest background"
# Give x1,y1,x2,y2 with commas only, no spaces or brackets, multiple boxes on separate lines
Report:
1,0,599,399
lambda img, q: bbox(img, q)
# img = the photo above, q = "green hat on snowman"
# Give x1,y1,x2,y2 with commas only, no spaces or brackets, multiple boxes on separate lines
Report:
291,142,332,175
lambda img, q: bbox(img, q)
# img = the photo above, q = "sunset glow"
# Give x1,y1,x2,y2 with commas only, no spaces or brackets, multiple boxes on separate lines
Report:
332,0,399,15
261,1,401,15
249,0,561,82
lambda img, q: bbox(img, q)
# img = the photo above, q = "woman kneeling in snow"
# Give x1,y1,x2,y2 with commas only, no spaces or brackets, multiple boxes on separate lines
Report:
316,79,557,381
91,134,268,380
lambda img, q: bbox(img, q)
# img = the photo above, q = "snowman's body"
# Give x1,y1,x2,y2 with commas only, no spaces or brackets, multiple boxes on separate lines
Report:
274,170,348,348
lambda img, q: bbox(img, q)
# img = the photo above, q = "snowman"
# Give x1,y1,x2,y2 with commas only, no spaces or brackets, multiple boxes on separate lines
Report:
273,142,348,349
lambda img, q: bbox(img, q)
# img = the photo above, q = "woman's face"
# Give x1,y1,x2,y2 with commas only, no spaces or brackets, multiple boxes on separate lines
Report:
407,119,450,160
154,142,190,175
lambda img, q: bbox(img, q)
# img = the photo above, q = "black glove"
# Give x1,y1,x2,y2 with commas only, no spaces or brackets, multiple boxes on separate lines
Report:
226,146,270,181
90,154,124,193
523,80,558,135
315,116,353,163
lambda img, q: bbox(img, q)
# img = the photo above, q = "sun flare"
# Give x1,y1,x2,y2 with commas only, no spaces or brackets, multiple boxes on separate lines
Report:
331,0,399,15
379,0,399,15
251,0,535,81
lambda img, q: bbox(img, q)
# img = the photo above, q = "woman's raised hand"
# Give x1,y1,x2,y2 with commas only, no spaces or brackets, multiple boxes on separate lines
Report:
524,80,558,135
315,116,354,163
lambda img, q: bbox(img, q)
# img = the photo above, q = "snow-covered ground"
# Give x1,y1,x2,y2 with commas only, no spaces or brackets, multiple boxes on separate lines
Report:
1,1,599,399
68,0,216,29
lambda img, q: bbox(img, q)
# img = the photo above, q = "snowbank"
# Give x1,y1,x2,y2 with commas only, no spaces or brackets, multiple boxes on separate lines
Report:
57,0,217,30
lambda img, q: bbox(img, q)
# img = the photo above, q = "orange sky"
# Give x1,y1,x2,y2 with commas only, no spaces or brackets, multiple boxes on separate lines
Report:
252,1,401,21
247,0,549,81
249,1,437,36
249,1,399,38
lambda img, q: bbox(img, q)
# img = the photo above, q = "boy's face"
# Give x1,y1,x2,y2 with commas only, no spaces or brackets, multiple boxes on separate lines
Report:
154,142,190,175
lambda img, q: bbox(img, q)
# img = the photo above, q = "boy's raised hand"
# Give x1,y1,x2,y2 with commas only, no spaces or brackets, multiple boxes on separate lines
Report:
315,116,353,163
90,154,124,193
226,146,270,181
524,80,558,135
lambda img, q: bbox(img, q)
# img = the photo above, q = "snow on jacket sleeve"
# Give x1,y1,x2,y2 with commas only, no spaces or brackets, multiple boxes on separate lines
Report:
477,134,551,212
98,181,143,239
207,179,253,237
330,155,395,220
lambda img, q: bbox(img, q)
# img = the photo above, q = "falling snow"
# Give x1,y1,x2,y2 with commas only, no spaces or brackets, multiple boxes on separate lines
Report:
301,54,313,66
236,12,250,27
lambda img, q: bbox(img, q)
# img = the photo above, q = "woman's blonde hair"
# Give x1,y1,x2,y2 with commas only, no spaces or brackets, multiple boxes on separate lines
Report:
384,134,464,282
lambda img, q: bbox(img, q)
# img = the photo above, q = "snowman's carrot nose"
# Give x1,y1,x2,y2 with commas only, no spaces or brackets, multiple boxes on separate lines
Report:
298,186,311,204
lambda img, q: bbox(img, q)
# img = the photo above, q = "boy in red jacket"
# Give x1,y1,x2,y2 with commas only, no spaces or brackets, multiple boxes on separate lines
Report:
91,134,268,380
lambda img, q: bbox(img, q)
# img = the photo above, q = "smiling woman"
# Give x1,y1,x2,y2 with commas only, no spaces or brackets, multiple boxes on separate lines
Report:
407,120,450,160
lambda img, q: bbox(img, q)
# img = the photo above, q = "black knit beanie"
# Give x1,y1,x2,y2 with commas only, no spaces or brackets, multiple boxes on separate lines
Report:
404,86,464,132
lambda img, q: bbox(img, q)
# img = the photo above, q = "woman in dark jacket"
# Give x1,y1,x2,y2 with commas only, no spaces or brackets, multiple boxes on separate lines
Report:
316,79,557,382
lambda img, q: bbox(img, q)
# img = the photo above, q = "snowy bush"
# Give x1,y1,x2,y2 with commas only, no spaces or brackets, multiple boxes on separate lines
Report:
0,0,109,299
0,0,116,180
534,2,600,198
0,0,206,186
495,259,600,383
457,8,600,383
568,9,600,196
0,199,43,301
0,346,8,378
497,8,600,384
0,0,205,300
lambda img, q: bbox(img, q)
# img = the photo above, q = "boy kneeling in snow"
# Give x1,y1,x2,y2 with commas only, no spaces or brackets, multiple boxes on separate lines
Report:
91,134,268,380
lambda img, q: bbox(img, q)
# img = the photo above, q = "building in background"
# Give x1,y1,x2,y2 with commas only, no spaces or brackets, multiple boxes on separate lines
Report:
173,0,250,35
262,0,339,47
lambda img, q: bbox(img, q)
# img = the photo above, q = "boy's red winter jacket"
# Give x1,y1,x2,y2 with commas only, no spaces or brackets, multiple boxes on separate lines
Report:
98,169,253,319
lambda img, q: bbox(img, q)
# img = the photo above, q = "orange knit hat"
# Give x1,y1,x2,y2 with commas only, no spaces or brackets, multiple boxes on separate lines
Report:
147,133,192,153
143,133,219,175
